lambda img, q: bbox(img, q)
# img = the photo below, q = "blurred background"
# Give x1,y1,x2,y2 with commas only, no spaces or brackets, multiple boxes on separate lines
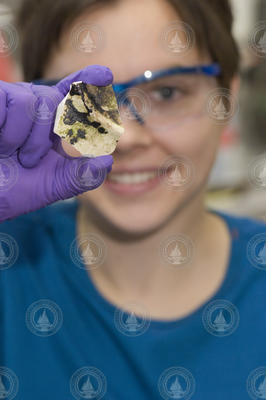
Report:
0,0,266,220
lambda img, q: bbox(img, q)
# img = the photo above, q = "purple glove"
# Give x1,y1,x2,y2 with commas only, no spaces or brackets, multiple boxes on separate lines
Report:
0,65,114,223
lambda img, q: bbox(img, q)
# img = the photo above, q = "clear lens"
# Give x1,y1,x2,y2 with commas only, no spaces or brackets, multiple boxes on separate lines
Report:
117,74,218,132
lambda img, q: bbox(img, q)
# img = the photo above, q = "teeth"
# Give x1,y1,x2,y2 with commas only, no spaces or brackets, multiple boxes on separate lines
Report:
108,171,157,184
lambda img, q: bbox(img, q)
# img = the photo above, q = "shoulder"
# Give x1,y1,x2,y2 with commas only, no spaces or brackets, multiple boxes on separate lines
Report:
211,208,266,273
0,200,78,261
0,199,77,232
211,208,266,240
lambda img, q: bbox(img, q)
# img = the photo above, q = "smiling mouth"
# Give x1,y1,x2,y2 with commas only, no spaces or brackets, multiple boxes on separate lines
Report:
107,170,158,184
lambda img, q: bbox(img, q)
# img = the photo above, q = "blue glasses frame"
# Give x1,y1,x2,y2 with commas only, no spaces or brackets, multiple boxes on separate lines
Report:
33,63,221,124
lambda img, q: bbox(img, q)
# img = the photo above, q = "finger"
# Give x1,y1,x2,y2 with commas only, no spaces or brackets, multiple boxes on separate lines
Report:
55,65,113,97
18,86,63,168
0,88,7,130
18,119,54,168
0,84,35,156
57,155,114,199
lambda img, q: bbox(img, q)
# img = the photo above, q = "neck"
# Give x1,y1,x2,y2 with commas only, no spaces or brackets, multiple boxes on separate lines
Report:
76,190,230,319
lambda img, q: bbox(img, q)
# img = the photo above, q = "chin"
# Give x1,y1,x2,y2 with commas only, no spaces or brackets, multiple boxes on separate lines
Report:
106,215,164,236
80,196,172,240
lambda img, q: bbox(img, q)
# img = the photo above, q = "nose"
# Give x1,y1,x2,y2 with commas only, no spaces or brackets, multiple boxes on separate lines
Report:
116,115,154,154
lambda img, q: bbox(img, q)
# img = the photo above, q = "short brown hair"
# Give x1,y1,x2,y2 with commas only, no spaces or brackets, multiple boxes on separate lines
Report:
14,0,240,86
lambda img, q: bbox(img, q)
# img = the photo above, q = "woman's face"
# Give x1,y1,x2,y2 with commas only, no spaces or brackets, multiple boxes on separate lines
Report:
44,0,225,234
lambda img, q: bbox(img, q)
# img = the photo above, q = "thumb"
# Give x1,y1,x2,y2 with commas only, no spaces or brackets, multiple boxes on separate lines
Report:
57,155,114,199
55,65,113,97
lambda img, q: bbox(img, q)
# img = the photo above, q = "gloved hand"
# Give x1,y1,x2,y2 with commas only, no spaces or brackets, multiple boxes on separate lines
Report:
0,65,114,223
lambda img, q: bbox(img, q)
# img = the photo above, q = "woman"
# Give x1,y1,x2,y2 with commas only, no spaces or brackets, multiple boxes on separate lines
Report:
0,0,266,398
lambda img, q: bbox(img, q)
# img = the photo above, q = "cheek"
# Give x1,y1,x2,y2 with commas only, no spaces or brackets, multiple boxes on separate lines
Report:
154,117,222,176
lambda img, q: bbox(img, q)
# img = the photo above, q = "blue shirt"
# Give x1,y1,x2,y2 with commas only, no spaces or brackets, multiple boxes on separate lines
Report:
0,199,266,400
